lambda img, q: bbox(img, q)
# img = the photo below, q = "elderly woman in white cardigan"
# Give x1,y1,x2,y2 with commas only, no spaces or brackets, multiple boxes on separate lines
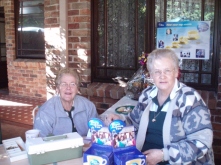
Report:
105,49,214,165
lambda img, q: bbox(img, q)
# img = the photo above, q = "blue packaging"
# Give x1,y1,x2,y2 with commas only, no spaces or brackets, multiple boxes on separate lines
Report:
84,118,146,165
83,144,114,165
113,147,146,165
84,118,114,165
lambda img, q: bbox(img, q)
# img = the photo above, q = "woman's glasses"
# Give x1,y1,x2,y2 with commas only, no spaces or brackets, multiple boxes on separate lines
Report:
59,82,77,88
152,68,174,77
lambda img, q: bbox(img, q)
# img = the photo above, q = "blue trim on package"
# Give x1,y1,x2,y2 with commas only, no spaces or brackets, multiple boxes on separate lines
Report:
108,120,126,134
88,118,104,131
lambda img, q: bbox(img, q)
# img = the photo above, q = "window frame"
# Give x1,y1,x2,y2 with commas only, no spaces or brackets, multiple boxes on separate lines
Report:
91,0,220,92
14,0,45,59
146,0,220,91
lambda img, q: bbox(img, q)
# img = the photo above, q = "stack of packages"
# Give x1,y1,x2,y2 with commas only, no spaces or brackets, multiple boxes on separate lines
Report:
83,118,146,165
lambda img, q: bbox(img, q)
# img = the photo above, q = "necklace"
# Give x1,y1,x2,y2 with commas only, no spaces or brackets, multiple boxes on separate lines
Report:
152,111,162,122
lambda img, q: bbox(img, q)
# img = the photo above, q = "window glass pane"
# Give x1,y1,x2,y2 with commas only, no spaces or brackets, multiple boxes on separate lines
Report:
19,30,44,48
20,1,44,14
23,1,44,6
0,47,6,61
107,69,135,78
155,0,164,23
201,74,211,84
166,0,201,21
0,21,6,61
17,0,44,59
205,0,215,21
96,0,146,79
106,0,135,68
18,50,45,57
19,15,44,29
202,59,212,72
21,6,43,14
97,0,105,67
180,59,199,71
137,0,147,56
97,69,105,77
182,73,199,83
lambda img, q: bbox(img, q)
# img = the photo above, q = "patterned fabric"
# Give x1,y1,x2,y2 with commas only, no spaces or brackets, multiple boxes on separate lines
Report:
128,79,214,165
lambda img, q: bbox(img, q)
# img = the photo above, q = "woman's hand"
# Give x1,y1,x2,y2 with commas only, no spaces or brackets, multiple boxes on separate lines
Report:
143,149,164,165
104,113,121,125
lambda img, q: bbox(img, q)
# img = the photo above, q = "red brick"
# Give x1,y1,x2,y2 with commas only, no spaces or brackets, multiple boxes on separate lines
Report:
87,83,100,96
69,37,80,42
96,84,110,97
214,116,221,123
211,109,221,116
89,96,103,103
45,18,58,24
213,146,221,153
81,75,91,82
104,97,119,105
213,131,221,139
80,9,90,15
51,11,59,17
68,10,79,15
212,123,221,130
97,108,105,115
72,29,90,37
110,85,125,99
68,23,80,29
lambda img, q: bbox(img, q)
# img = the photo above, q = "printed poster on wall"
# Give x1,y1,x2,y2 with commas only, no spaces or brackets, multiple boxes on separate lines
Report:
156,21,211,59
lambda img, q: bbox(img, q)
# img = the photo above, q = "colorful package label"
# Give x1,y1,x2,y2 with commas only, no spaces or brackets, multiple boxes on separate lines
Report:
88,118,136,148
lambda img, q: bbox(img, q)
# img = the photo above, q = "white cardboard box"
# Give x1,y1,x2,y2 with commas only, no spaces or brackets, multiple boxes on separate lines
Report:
26,132,84,165
2,137,28,162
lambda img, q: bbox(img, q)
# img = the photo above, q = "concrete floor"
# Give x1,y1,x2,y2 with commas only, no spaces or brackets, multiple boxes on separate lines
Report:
0,89,45,143
1,121,32,143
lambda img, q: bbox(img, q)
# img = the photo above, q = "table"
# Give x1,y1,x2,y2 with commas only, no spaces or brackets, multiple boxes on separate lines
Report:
0,96,137,165
100,96,138,120
0,144,85,165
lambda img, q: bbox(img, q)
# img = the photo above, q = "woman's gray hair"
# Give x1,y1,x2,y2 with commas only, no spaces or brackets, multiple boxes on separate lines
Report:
55,68,80,87
146,49,179,72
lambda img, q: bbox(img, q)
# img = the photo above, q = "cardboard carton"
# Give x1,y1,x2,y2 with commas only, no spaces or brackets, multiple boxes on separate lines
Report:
26,132,83,165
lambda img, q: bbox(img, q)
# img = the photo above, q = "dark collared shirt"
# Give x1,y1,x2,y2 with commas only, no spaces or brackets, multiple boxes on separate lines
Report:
142,95,170,165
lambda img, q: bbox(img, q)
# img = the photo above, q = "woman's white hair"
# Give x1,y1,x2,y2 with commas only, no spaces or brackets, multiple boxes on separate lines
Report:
55,68,80,87
146,49,179,73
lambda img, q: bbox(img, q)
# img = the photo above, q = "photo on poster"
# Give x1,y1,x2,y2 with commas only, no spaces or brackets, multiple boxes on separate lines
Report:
196,49,205,58
156,21,211,59
173,34,179,41
180,51,191,58
166,28,172,35
158,40,165,48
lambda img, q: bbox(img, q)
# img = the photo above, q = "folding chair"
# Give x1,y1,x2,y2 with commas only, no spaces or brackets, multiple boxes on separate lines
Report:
32,105,41,123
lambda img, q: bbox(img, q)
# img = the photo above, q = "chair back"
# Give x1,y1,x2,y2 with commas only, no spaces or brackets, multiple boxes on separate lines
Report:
32,105,41,123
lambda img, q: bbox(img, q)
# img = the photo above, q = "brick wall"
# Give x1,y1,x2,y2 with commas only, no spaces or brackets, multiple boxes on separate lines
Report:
68,0,91,85
8,60,46,98
1,0,221,162
0,0,47,98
